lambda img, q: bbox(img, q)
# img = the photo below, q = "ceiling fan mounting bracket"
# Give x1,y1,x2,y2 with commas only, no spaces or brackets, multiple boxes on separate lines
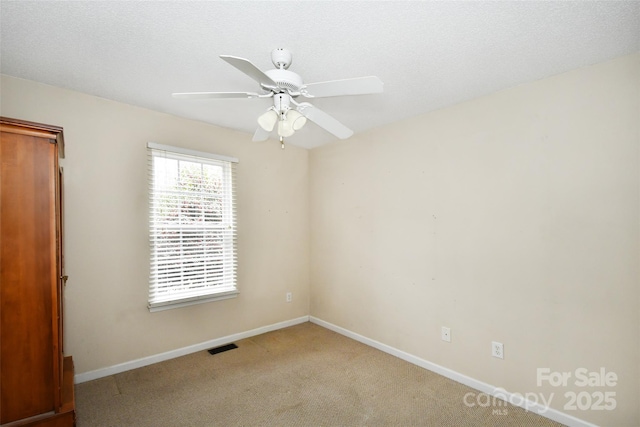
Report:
271,48,292,69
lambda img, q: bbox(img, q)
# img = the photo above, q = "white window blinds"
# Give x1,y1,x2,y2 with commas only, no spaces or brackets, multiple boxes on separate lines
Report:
147,142,238,311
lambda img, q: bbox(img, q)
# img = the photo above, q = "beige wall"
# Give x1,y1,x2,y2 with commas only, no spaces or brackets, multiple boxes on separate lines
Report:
309,53,639,426
0,75,310,374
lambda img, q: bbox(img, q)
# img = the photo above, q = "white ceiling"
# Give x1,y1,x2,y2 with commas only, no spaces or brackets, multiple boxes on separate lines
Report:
1,1,639,149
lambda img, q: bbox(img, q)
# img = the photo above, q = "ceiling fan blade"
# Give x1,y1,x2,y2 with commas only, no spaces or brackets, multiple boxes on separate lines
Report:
297,103,353,139
220,55,278,90
252,127,270,142
301,76,383,98
172,92,259,99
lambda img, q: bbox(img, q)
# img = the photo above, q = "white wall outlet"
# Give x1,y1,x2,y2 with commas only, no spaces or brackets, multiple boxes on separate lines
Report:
492,341,504,359
286,292,292,303
441,326,451,342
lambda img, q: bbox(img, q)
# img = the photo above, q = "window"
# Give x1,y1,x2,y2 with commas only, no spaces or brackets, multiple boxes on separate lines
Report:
147,142,238,312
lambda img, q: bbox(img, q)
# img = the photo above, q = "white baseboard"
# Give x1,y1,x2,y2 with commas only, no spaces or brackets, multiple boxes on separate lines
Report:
309,316,598,427
75,314,597,427
74,315,310,384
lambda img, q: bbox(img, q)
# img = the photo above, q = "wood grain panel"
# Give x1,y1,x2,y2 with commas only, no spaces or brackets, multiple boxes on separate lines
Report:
1,132,56,423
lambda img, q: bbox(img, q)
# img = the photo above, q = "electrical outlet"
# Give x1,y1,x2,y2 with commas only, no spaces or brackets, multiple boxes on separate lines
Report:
492,341,504,359
286,292,292,303
441,327,451,342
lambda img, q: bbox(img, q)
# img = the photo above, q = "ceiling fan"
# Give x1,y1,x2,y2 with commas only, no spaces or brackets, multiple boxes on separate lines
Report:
173,48,383,145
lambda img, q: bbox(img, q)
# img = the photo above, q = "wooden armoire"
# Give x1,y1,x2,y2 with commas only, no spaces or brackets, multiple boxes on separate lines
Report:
0,117,76,426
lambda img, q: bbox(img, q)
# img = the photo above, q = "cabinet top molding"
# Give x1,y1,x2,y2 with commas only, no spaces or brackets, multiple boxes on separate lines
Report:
1,116,65,158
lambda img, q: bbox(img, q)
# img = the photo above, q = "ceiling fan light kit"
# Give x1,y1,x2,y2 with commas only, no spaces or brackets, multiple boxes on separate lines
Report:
257,109,278,132
172,48,383,147
288,110,307,131
277,119,295,138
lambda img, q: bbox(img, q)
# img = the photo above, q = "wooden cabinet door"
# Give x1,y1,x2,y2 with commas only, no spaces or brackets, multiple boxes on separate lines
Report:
0,129,58,423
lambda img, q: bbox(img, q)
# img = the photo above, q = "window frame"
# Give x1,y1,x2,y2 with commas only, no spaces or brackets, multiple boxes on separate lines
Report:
147,142,238,312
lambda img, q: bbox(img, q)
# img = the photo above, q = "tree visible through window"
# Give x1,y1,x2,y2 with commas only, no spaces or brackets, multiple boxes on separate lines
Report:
147,143,237,311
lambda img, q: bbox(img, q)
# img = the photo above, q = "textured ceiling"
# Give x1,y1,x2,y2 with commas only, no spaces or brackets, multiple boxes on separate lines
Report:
1,1,639,149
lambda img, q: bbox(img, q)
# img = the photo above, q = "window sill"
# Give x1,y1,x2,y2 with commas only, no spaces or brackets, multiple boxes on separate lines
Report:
148,290,239,312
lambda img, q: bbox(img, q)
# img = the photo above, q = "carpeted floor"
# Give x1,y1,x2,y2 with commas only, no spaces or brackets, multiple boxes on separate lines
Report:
75,322,564,426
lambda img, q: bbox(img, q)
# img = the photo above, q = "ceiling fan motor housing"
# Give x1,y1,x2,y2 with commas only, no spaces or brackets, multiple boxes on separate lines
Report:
264,68,303,93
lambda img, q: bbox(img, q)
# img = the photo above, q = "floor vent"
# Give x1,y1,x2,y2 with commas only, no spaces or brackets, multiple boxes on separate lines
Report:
207,343,238,355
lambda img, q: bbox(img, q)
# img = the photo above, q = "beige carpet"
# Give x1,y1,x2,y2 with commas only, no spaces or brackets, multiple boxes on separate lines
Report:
75,322,564,426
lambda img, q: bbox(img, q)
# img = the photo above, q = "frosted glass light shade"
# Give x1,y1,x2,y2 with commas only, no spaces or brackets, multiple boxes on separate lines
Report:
288,110,307,131
277,119,295,137
258,110,278,131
